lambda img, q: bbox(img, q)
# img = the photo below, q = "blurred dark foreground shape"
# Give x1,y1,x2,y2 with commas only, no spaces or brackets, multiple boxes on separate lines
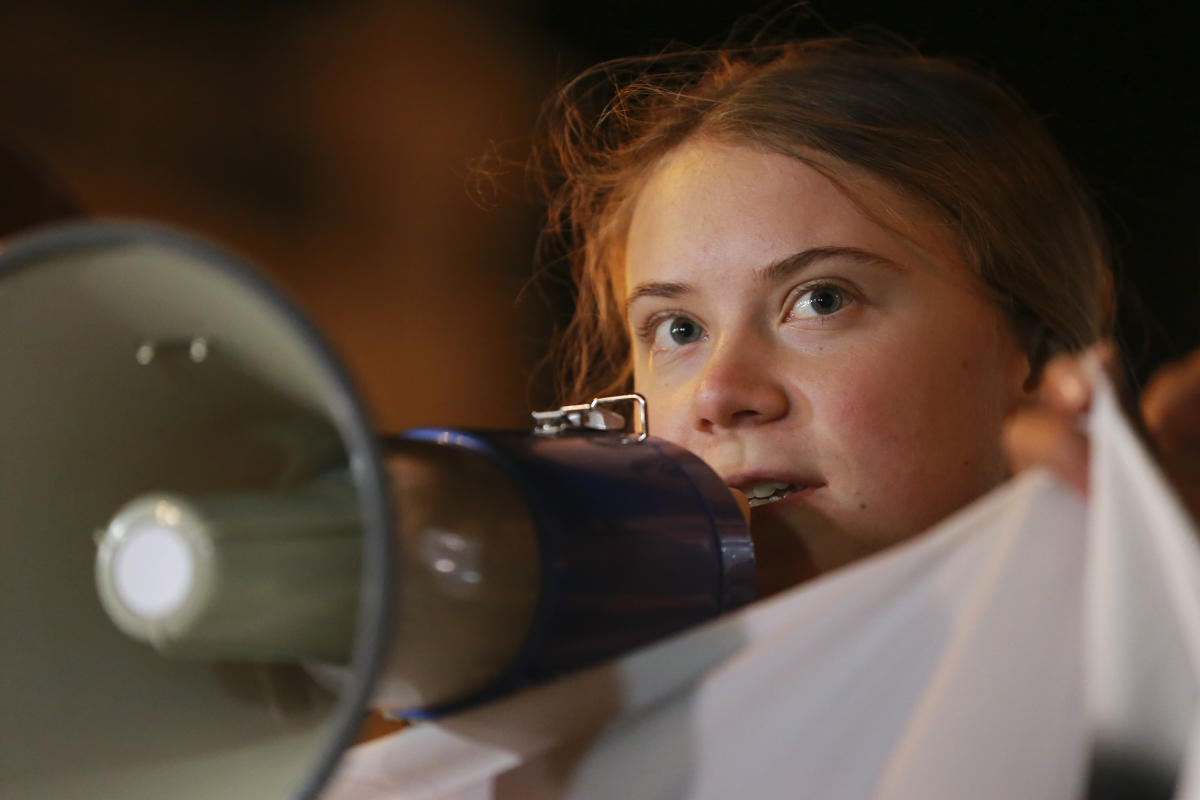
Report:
0,137,84,236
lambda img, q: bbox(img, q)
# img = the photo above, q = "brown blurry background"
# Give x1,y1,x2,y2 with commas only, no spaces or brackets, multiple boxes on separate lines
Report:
0,0,1195,431
0,0,558,431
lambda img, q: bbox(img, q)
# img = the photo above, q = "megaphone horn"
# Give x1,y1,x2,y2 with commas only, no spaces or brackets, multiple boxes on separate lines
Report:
1,222,392,799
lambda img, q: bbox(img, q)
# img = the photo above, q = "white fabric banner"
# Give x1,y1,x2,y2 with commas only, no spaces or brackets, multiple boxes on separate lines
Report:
324,377,1200,799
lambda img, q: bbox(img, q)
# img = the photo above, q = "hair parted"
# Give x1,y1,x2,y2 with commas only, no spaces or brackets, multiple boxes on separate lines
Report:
533,34,1114,403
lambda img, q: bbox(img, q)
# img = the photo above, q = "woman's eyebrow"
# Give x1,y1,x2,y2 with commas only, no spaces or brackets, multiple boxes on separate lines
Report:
755,246,903,284
625,247,901,315
625,280,692,315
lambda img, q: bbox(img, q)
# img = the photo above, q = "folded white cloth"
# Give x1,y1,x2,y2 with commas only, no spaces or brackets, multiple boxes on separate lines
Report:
324,376,1200,799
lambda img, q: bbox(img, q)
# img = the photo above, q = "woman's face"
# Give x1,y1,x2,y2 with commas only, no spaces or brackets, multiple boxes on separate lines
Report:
624,138,1031,581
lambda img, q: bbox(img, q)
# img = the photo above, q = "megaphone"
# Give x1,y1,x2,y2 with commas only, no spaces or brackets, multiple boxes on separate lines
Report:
0,221,755,798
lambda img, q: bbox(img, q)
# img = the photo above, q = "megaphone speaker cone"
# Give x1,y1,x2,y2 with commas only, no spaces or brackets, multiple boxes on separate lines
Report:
0,221,392,800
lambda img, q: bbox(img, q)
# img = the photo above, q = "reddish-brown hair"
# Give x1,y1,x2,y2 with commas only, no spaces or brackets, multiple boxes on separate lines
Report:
535,36,1113,402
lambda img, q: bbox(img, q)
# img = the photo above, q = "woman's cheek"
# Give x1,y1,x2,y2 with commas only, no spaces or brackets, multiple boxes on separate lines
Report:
810,350,956,514
635,376,692,444
815,369,912,473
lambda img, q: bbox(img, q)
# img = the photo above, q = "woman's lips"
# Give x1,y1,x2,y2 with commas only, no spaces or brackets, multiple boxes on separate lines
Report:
727,475,824,508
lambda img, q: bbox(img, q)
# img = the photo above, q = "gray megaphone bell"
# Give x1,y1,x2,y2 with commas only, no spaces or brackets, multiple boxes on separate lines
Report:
0,221,755,799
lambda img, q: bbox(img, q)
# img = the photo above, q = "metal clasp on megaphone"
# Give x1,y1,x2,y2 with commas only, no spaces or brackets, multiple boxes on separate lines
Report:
530,393,648,443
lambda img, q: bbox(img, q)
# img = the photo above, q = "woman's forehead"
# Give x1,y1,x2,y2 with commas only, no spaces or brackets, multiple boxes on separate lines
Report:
622,137,968,295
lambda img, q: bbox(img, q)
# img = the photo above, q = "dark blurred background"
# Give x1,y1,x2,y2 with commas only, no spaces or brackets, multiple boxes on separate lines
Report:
0,0,1195,430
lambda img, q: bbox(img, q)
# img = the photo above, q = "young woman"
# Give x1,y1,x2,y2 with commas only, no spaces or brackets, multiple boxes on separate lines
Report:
537,36,1199,588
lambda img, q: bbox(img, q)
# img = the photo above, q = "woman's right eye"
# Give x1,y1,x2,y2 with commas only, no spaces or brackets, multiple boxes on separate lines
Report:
651,315,707,349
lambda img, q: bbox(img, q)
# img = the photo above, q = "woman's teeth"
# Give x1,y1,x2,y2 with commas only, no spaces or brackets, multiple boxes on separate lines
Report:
745,481,798,507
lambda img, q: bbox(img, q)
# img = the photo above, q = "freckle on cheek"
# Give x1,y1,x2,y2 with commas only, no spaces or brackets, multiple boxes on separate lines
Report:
859,502,867,510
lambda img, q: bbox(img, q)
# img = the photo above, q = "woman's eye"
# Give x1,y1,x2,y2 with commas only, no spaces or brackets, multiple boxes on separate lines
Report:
652,315,706,348
791,285,850,319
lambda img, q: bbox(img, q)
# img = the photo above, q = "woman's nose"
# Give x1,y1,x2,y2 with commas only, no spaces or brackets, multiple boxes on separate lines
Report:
690,337,789,432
